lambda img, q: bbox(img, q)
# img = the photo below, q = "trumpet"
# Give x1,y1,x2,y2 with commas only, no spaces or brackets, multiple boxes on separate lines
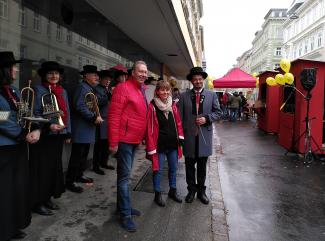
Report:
41,86,65,127
85,92,101,118
17,80,34,132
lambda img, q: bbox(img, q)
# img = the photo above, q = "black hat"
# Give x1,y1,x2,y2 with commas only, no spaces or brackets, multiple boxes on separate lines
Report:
37,61,64,77
0,51,22,67
80,65,98,75
99,69,114,79
186,67,208,80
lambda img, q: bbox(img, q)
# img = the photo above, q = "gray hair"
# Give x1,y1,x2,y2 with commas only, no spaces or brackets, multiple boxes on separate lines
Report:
132,60,147,70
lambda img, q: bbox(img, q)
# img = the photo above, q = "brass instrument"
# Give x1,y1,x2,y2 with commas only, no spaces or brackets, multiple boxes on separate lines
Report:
41,86,65,126
17,80,35,132
85,92,101,118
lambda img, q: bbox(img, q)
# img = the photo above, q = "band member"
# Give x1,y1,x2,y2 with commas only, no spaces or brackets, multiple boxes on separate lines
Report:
92,69,114,175
0,51,40,240
146,80,184,207
66,65,103,193
179,67,222,204
29,61,71,215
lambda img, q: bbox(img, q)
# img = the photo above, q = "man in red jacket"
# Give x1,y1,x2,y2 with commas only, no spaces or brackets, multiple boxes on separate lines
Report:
108,60,148,232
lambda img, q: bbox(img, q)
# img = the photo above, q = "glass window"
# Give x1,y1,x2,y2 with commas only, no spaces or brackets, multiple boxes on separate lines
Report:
19,45,27,58
318,32,323,47
18,5,26,26
275,47,281,56
66,30,72,44
56,24,62,41
311,36,315,50
299,44,303,56
0,0,8,19
33,12,41,32
46,19,51,37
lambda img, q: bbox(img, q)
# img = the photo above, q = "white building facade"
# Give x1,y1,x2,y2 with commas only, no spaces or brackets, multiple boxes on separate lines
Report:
250,9,288,74
283,0,325,61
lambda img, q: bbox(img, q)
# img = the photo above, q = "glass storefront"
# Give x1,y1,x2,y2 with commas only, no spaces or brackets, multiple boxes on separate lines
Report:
0,0,161,92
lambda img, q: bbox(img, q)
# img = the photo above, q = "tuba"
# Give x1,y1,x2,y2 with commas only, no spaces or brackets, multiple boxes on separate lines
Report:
17,80,34,132
41,86,65,126
85,92,101,118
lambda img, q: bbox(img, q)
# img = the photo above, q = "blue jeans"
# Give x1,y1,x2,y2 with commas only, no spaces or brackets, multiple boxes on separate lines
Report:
153,149,178,192
230,108,238,121
116,142,137,218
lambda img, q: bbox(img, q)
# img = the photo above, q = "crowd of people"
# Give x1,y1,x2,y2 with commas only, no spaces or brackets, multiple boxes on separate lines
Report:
0,51,222,239
219,90,251,121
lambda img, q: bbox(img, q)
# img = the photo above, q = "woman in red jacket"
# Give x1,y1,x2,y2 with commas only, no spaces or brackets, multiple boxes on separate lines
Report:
146,80,184,206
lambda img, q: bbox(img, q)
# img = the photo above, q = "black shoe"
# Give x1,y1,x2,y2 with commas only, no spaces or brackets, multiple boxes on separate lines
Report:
66,182,84,193
76,176,94,183
93,167,105,175
197,191,209,205
33,205,54,216
121,217,137,232
44,199,60,210
168,188,182,203
100,164,115,170
12,230,27,239
185,191,196,203
154,192,165,207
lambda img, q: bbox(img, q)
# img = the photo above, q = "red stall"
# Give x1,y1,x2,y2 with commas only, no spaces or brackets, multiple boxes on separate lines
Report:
287,59,325,154
257,71,281,134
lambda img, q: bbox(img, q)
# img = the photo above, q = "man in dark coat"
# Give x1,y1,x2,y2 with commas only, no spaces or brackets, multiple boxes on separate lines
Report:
66,65,103,193
178,67,222,204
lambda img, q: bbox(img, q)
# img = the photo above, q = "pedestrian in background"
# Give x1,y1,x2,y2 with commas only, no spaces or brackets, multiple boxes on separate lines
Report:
228,91,242,122
179,67,222,205
108,60,148,232
92,69,115,175
146,80,184,207
30,61,70,216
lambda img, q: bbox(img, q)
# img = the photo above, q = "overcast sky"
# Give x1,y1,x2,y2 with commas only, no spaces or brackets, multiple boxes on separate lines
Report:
201,0,293,79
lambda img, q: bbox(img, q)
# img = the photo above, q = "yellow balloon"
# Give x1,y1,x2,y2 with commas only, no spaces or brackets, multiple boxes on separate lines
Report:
280,59,291,73
275,74,285,85
266,77,277,86
252,72,258,78
284,72,294,85
208,80,214,89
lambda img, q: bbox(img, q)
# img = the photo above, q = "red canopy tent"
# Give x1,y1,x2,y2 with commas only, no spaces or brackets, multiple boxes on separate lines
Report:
213,68,256,88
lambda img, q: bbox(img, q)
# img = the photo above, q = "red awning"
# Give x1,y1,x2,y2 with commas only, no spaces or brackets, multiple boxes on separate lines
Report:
213,68,256,88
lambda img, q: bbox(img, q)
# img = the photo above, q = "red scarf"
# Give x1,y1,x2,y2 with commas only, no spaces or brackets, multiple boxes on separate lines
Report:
2,85,18,109
42,82,68,126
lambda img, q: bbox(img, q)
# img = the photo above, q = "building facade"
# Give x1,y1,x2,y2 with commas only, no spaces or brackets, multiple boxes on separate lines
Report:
249,9,287,74
283,0,325,62
236,49,252,73
0,0,204,90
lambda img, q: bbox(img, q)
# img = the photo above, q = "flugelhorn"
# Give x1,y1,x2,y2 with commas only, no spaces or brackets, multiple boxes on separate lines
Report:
41,86,65,126
85,92,101,118
17,80,35,132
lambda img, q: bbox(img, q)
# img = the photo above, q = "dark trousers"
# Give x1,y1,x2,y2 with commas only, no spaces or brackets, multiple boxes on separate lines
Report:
93,139,109,168
66,143,90,184
185,156,208,192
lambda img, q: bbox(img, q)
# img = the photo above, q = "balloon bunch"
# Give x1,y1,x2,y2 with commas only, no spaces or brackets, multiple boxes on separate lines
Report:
266,59,294,86
252,72,259,88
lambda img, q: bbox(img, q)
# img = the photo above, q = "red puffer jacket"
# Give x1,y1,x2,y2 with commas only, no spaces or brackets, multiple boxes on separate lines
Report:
108,77,148,148
146,101,184,171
